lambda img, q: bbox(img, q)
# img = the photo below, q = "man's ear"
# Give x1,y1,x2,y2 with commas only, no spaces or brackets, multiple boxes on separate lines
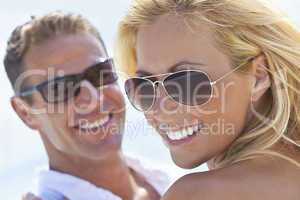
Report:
11,97,40,130
250,54,271,102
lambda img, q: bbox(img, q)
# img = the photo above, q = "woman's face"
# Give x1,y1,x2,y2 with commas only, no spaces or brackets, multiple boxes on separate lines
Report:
136,15,255,168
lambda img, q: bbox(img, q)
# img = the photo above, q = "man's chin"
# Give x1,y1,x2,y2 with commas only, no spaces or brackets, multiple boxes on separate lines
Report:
75,134,123,160
75,127,121,144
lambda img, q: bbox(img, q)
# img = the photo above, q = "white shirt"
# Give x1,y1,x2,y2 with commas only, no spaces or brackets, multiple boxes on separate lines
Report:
35,155,173,200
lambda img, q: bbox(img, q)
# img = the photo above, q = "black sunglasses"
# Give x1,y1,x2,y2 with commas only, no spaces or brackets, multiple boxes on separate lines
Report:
16,58,118,103
124,59,253,112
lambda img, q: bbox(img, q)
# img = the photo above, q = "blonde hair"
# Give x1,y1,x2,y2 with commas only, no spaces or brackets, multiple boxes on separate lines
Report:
4,11,105,97
116,0,300,168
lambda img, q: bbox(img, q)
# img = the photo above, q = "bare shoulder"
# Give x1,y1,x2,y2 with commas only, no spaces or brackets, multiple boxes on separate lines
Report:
162,157,300,200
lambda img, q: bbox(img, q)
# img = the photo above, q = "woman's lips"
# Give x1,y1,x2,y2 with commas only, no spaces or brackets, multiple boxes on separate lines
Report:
160,123,203,146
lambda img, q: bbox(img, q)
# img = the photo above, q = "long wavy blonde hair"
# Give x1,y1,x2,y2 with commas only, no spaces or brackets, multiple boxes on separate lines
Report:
115,0,300,169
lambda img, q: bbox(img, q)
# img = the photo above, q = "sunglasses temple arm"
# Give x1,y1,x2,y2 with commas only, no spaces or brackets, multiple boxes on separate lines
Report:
15,86,38,97
211,59,252,85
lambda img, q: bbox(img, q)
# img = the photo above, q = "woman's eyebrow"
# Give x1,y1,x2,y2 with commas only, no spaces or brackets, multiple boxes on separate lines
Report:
169,61,205,72
135,70,153,77
135,60,205,76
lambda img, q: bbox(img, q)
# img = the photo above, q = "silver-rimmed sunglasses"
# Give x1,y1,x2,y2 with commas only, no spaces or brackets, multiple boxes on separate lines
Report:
124,58,253,112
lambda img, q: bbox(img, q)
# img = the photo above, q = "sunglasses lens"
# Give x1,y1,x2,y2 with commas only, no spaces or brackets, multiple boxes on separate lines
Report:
40,59,118,104
41,75,80,103
87,59,118,87
125,78,155,111
164,70,212,106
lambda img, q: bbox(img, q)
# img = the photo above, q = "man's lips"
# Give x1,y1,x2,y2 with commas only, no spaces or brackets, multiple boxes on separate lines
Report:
73,113,113,132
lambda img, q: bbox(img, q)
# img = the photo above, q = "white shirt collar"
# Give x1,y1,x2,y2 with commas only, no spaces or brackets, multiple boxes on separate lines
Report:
36,155,171,200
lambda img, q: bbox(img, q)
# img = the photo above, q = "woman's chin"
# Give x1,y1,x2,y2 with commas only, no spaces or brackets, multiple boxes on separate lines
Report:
170,152,208,169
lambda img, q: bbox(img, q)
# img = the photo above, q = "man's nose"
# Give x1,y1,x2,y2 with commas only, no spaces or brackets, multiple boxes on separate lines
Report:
73,80,100,110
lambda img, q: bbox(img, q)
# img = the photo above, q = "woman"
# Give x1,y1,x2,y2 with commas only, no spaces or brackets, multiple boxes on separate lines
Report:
116,0,300,199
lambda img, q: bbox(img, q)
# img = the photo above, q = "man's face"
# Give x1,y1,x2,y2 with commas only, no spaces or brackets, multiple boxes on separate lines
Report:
15,33,126,160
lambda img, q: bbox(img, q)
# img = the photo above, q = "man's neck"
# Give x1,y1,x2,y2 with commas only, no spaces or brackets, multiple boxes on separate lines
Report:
48,150,138,200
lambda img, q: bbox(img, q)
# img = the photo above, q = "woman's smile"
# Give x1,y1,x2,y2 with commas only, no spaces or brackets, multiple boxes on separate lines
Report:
158,123,203,146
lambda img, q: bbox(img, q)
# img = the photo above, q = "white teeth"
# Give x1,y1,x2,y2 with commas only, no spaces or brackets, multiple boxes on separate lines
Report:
166,125,201,141
187,127,194,136
193,125,199,133
80,115,110,130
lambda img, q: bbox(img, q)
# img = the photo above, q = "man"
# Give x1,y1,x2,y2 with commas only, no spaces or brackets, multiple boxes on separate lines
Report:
4,12,170,200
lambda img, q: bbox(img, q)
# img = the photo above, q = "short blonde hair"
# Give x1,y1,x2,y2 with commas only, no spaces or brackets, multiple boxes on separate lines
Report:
115,0,300,168
4,11,105,93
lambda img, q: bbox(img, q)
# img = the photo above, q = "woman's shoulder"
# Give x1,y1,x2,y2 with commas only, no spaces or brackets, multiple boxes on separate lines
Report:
162,157,300,200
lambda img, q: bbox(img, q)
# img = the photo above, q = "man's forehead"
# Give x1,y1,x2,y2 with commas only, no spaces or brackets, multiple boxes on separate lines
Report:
23,34,106,75
25,34,104,65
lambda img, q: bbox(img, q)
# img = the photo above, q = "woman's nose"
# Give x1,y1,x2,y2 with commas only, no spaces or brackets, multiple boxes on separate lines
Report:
150,82,178,114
